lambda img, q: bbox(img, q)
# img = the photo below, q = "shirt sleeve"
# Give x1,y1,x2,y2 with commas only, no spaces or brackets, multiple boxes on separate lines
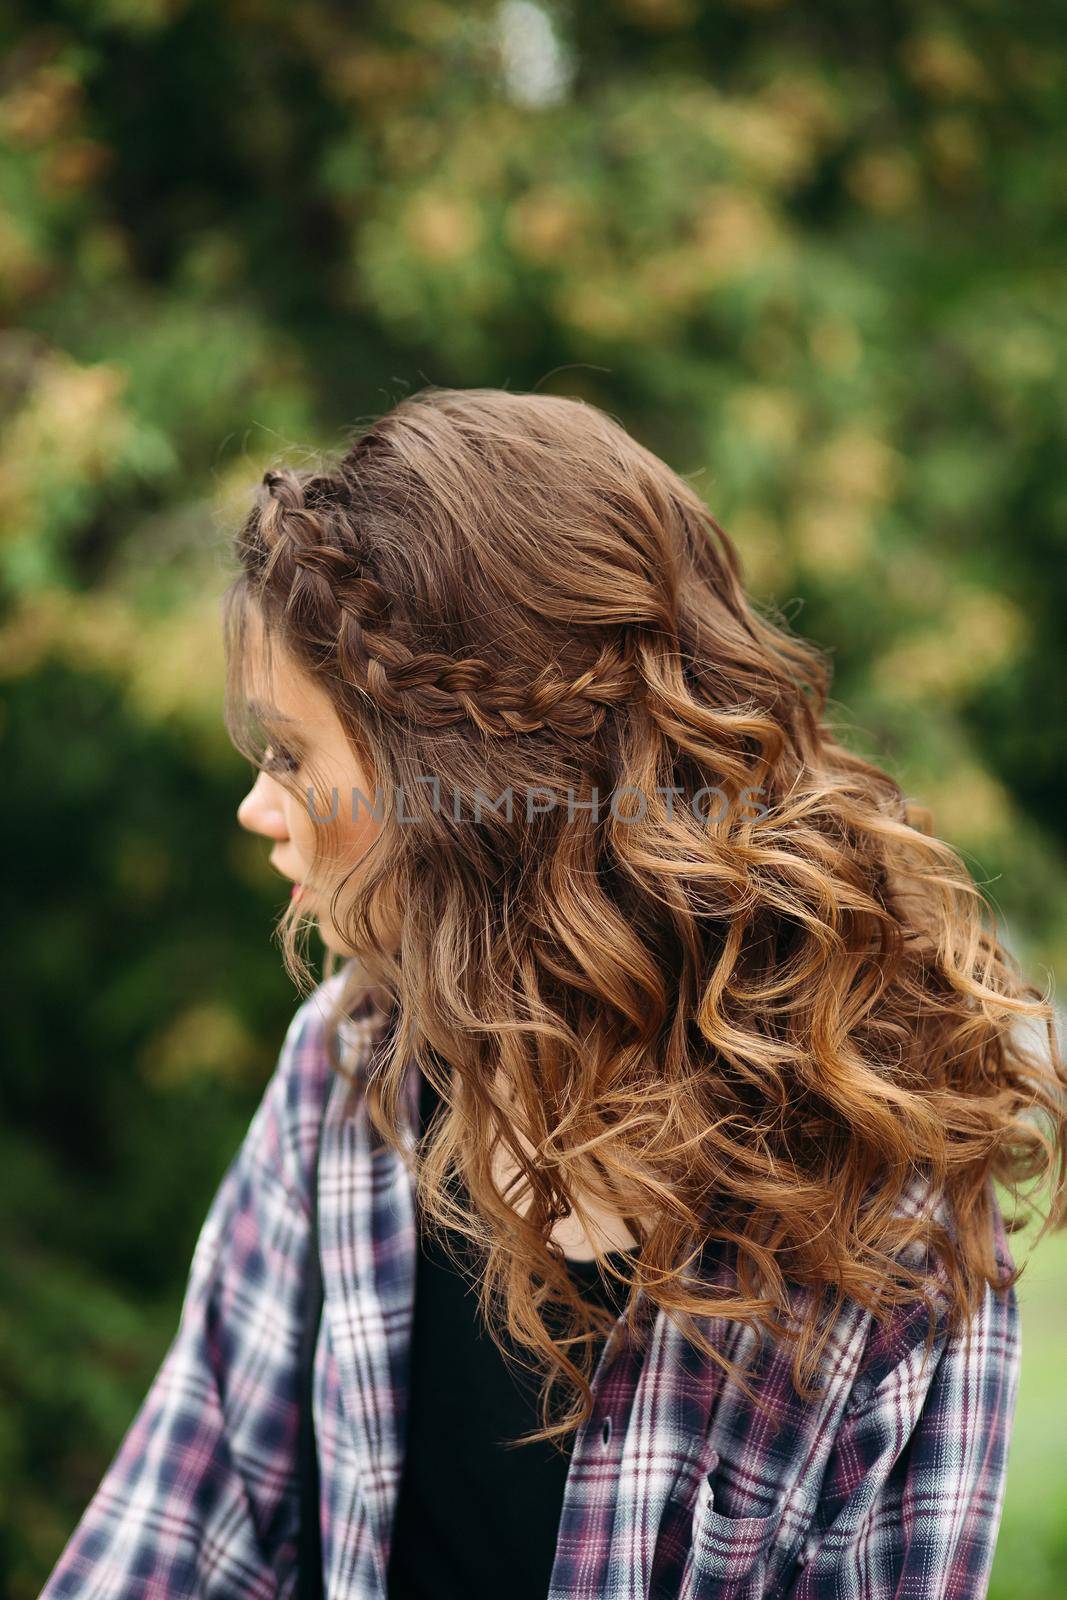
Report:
39,983,337,1600
783,1238,1022,1600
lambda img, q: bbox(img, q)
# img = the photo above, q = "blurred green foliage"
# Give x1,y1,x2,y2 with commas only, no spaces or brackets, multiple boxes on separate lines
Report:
1,0,1064,1593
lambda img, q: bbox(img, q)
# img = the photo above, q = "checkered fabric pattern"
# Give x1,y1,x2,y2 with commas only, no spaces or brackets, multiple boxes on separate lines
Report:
41,968,1021,1599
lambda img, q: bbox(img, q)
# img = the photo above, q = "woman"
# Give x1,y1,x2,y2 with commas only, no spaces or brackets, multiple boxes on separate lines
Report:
41,387,1063,1599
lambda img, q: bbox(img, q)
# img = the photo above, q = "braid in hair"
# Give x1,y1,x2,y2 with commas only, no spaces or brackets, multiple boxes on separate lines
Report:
254,466,645,737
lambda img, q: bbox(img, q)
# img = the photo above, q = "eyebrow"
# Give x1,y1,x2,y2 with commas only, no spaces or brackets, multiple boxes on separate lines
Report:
247,698,302,729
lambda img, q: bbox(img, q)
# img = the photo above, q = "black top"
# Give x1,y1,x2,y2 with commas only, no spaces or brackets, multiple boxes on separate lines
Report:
386,1067,636,1600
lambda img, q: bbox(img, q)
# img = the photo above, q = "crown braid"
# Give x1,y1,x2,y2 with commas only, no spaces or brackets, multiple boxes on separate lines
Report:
254,466,644,737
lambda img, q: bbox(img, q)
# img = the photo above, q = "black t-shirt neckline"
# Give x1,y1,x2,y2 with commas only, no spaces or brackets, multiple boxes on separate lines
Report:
414,1065,639,1278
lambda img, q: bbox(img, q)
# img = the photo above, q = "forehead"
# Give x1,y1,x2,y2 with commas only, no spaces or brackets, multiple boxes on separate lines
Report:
241,603,334,733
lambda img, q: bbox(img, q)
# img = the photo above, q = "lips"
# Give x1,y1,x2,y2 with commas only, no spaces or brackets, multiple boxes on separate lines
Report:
269,854,301,890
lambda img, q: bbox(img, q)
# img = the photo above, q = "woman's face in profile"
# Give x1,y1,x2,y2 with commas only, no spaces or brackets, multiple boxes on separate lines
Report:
235,606,395,955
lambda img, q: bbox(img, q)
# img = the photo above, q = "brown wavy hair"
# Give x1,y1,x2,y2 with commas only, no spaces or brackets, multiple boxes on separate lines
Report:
221,385,1066,1451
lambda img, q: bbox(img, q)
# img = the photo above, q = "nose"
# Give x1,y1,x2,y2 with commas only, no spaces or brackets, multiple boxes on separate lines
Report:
237,769,289,841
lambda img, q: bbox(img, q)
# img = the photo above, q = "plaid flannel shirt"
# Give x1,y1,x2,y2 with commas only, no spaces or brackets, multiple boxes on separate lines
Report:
41,968,1021,1600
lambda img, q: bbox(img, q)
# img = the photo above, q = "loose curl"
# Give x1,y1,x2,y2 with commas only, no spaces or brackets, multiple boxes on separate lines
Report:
222,386,1066,1452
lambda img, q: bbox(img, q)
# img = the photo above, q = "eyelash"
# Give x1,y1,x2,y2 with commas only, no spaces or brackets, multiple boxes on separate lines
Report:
264,744,301,776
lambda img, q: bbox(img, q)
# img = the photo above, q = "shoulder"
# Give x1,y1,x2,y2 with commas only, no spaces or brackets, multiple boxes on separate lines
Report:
843,1168,1020,1416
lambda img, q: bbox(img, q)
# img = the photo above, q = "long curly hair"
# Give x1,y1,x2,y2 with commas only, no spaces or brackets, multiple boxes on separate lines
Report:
221,385,1065,1451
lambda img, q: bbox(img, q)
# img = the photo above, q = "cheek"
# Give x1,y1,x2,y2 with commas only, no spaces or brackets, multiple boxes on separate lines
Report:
283,791,317,862
339,804,384,863
295,788,383,884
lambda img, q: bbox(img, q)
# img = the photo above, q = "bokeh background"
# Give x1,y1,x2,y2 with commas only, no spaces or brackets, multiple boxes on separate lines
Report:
2,2,1065,1594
